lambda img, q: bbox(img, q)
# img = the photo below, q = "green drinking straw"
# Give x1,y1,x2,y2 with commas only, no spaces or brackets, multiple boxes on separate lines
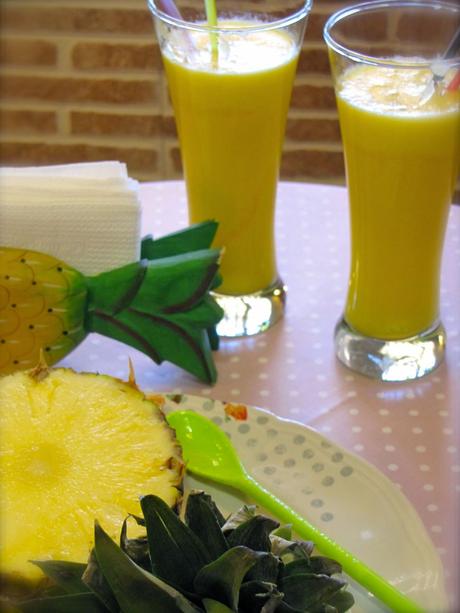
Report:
204,0,219,66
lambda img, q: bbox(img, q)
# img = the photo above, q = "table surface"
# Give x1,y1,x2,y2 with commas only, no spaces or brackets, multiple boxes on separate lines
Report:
62,181,460,609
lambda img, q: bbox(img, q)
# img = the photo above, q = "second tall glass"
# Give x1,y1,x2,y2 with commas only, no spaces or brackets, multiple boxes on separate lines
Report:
148,0,311,337
324,1,460,381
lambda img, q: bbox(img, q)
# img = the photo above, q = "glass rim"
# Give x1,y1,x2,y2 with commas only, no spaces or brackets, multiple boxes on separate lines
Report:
147,0,312,33
323,0,460,69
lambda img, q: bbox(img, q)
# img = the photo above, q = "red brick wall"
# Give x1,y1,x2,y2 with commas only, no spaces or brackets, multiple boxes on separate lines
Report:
0,0,344,184
0,0,458,201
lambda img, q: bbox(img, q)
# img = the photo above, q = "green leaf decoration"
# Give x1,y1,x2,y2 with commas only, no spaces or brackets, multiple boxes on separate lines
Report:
140,494,211,594
30,561,89,595
226,515,279,552
88,251,221,314
280,573,348,611
86,250,223,384
19,592,107,613
93,521,201,613
194,546,261,610
185,492,228,560
141,221,218,260
206,325,220,351
139,251,220,311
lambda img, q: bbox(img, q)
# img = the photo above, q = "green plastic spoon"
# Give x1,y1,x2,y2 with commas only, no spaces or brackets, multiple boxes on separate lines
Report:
167,409,424,613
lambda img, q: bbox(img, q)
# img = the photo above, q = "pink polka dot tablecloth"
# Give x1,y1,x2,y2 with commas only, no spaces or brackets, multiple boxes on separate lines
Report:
62,181,460,609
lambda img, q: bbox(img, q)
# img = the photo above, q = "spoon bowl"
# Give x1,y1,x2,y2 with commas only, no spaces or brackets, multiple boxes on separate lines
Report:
167,407,245,488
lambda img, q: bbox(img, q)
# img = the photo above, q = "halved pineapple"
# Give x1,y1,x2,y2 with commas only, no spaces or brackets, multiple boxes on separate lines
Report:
0,365,183,585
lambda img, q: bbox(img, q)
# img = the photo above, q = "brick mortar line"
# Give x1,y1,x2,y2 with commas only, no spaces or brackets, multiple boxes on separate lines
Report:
0,136,163,151
1,32,328,47
0,30,157,42
0,67,333,82
0,99,157,112
0,71,334,87
0,67,161,80
1,32,331,55
0,102,339,122
0,134,343,152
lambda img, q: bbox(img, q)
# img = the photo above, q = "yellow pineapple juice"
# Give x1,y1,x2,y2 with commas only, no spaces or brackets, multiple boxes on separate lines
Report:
337,65,460,340
162,23,299,295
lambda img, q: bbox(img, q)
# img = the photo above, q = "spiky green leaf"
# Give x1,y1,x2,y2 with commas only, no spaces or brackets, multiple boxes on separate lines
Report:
94,521,200,613
194,546,262,610
82,549,119,613
30,561,89,595
245,552,280,584
120,518,150,571
281,556,342,579
185,492,228,560
140,494,211,594
280,573,347,611
226,515,279,552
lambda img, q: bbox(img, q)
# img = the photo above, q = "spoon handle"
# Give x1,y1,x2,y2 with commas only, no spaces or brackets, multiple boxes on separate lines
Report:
242,473,424,613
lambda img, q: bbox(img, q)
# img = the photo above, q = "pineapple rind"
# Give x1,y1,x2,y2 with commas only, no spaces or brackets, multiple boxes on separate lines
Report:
0,367,183,583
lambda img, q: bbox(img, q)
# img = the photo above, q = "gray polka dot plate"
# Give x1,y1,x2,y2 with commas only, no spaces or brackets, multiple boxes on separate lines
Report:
162,393,447,613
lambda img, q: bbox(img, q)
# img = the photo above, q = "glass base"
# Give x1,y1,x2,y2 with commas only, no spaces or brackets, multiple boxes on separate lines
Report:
334,317,446,382
213,278,286,338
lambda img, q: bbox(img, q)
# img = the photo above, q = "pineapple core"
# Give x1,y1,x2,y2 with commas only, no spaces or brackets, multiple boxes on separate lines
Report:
0,367,182,582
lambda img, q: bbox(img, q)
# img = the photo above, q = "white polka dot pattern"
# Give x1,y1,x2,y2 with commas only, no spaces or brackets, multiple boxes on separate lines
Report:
61,181,460,609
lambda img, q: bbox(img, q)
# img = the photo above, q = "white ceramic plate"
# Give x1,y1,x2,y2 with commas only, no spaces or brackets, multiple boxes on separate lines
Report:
162,393,447,613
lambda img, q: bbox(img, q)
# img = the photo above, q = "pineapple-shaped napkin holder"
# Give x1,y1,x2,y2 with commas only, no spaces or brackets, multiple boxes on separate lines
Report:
0,223,223,383
0,162,223,383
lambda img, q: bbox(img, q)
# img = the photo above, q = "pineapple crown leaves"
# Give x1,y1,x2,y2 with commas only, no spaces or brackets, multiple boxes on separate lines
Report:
20,491,355,613
85,220,224,384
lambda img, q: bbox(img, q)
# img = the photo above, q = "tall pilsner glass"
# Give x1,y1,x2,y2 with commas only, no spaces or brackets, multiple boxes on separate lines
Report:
324,1,460,381
148,0,311,337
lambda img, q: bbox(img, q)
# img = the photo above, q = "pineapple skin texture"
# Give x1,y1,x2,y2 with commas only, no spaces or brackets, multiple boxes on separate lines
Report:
0,247,87,374
0,367,183,584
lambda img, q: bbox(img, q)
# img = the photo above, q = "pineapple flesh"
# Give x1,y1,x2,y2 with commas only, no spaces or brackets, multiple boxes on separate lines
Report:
0,366,183,584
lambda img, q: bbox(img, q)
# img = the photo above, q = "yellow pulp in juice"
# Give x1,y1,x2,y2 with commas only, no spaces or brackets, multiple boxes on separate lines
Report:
162,22,298,295
337,65,460,339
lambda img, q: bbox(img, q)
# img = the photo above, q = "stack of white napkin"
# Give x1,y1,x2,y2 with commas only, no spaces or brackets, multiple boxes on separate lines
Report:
0,161,141,275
